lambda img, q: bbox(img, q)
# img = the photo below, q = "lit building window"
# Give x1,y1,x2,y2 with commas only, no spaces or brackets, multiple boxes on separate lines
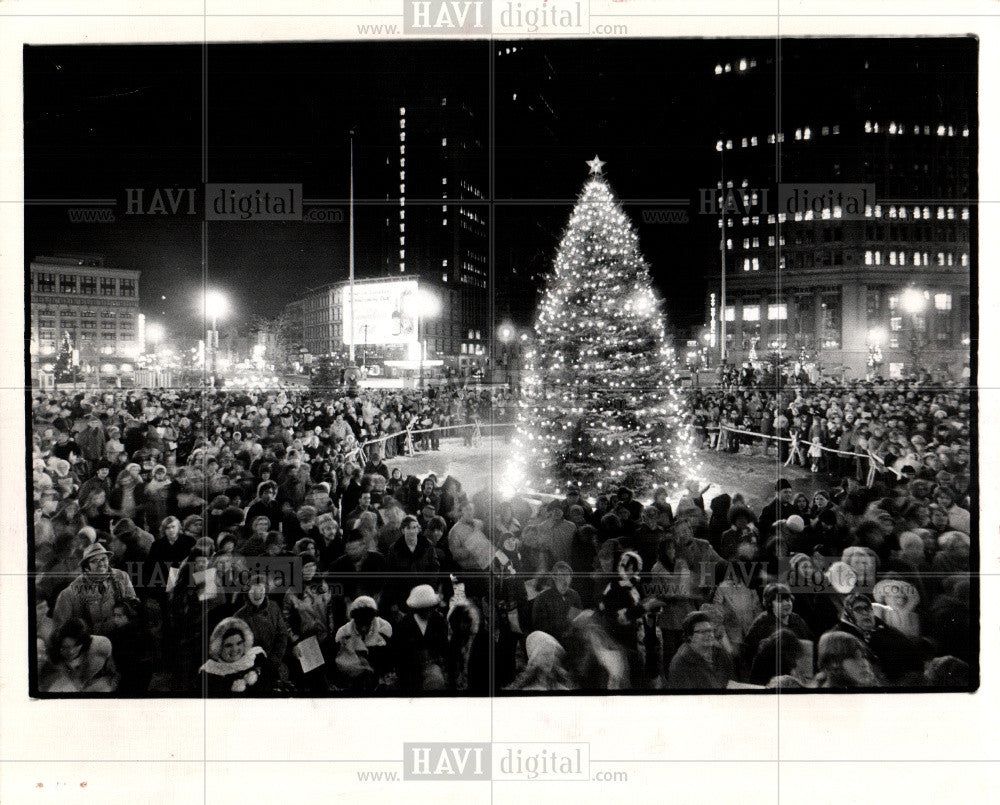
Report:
822,126,829,136
743,258,751,271
795,128,802,140
750,136,758,146
442,177,447,185
715,64,723,74
937,125,946,136
935,293,952,311
768,304,788,320
739,59,747,71
865,121,872,133
961,253,969,267
947,207,955,220
724,306,736,322
752,257,759,271
442,138,447,146
743,305,760,321
833,124,840,134
399,107,405,115
865,251,873,265
962,208,969,220
804,127,811,139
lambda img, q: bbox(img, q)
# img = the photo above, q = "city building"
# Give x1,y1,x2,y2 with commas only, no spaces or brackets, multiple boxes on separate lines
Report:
292,275,475,383
374,71,492,376
28,254,142,384
706,40,974,377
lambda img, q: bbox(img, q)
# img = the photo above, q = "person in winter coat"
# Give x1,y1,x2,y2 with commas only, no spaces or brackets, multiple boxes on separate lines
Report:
385,515,441,611
235,573,290,684
334,595,393,690
39,617,119,693
666,611,736,689
199,617,270,696
827,592,921,685
530,562,582,642
52,543,140,637
394,584,449,693
741,583,813,675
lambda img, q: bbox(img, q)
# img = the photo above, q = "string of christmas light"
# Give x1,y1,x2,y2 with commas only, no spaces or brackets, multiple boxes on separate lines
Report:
504,158,702,498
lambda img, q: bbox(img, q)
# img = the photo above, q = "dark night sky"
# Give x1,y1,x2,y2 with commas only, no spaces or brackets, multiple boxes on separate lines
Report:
23,38,974,339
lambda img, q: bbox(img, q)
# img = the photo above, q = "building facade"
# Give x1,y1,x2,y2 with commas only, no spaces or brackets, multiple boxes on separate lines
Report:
376,72,491,375
293,276,488,378
706,41,974,377
29,254,142,383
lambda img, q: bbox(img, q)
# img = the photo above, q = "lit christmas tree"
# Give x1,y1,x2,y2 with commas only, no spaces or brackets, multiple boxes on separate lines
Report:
505,157,700,497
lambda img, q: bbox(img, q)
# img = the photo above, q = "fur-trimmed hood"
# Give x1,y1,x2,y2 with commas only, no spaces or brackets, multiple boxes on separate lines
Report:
204,616,262,672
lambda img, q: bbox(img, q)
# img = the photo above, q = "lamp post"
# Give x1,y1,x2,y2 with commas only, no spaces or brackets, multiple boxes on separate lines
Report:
417,288,442,390
497,321,515,388
200,290,230,386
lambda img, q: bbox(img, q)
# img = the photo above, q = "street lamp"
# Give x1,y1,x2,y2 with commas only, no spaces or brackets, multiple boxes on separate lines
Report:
417,288,441,390
199,289,230,384
900,287,927,315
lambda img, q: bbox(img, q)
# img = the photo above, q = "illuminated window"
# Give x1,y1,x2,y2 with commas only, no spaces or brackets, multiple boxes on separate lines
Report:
399,107,405,115
724,306,736,322
768,304,788,320
442,138,447,146
935,293,952,311
865,251,873,265
742,305,760,322
752,257,759,271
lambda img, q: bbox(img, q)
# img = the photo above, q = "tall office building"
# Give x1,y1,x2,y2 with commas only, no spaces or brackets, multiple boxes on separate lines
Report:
376,74,491,376
29,254,142,384
706,40,974,376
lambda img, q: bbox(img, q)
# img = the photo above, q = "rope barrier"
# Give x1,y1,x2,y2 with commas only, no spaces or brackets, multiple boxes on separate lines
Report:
710,424,903,481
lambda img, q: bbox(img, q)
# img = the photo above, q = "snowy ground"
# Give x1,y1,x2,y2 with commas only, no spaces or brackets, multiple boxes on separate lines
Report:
385,436,837,511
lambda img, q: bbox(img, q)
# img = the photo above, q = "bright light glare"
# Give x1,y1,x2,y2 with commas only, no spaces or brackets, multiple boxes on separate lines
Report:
201,289,230,321
418,288,442,318
498,323,515,343
145,322,165,344
867,327,886,345
632,291,655,316
900,288,927,314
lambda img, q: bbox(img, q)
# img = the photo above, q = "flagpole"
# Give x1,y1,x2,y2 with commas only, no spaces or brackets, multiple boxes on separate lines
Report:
348,128,356,365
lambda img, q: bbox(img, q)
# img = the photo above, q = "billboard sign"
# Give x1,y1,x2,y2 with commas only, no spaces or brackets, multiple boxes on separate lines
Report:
341,280,419,347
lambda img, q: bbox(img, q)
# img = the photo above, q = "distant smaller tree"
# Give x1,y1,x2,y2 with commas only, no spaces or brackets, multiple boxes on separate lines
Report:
310,356,339,391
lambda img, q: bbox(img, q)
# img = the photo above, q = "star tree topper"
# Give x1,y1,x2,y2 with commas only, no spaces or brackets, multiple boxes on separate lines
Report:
586,154,606,175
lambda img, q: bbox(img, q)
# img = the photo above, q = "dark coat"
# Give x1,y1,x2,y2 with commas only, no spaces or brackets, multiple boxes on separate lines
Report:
394,611,449,693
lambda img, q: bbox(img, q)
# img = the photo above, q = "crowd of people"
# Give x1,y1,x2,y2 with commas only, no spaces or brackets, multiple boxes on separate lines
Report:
31,375,973,695
690,370,971,481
